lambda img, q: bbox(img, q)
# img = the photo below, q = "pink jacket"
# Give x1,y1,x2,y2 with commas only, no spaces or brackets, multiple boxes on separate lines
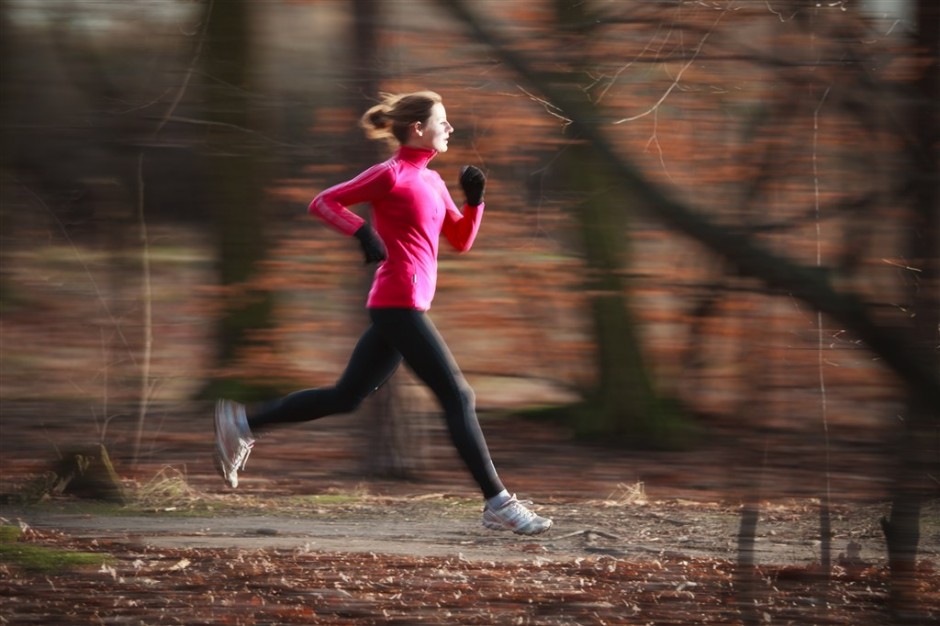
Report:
309,146,484,311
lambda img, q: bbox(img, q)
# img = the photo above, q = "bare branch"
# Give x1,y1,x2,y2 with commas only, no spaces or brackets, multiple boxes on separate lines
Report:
435,0,940,405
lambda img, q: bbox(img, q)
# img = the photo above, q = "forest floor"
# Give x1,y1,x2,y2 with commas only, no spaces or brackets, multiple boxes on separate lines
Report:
1,401,938,625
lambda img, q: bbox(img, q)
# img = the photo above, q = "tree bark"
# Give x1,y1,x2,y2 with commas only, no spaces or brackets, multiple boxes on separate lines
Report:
735,501,760,626
548,0,687,447
350,0,427,477
882,1,939,619
201,0,274,400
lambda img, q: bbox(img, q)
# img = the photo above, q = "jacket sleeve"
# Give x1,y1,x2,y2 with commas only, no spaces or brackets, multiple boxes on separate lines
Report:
308,161,394,236
438,176,484,253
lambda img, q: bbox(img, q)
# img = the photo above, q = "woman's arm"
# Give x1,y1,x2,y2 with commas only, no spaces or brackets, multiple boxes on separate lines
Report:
442,204,484,252
308,161,394,236
440,166,485,252
440,179,484,252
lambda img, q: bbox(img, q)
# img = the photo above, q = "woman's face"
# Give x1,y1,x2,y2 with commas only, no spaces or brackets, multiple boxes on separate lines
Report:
411,102,453,152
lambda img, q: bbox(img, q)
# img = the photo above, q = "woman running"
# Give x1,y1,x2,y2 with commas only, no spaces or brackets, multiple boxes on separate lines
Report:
214,90,552,535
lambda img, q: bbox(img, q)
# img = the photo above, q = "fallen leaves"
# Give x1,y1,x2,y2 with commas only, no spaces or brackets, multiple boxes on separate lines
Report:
2,526,936,625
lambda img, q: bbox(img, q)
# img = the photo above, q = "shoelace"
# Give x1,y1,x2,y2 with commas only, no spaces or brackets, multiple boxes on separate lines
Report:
236,438,254,469
487,495,534,510
498,497,538,523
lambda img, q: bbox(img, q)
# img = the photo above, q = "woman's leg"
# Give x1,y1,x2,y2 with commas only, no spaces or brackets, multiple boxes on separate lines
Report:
247,323,402,432
370,308,506,499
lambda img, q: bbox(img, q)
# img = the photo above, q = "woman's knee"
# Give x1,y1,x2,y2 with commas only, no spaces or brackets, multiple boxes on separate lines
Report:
459,382,475,408
332,387,369,415
447,380,475,415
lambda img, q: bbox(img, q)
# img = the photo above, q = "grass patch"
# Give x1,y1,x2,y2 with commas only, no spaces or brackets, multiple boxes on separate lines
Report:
0,526,113,573
285,491,479,512
603,481,648,506
286,493,365,507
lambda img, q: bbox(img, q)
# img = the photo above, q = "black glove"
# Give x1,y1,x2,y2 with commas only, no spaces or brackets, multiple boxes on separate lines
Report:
459,165,486,207
353,224,387,264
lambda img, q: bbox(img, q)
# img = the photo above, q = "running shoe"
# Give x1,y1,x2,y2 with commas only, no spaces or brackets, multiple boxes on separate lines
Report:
482,495,553,535
214,399,255,488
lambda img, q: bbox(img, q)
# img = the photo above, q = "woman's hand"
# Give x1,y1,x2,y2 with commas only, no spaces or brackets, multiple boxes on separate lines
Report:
459,165,485,207
353,224,387,264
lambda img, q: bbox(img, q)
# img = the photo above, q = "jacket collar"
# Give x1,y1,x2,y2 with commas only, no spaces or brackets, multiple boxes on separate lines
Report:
397,145,437,169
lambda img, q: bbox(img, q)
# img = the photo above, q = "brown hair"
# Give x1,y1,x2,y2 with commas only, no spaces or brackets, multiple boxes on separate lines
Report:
360,91,442,146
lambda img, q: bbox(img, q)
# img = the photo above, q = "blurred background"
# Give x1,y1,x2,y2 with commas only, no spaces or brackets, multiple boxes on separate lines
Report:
0,0,936,512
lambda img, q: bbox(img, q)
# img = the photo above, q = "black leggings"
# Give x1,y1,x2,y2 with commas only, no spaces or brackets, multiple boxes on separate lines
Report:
248,308,505,499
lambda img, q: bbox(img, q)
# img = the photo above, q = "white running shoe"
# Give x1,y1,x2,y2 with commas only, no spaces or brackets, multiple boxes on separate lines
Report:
482,495,553,535
214,399,255,488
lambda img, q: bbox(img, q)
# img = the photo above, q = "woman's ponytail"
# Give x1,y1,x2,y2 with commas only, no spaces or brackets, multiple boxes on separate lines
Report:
360,101,394,141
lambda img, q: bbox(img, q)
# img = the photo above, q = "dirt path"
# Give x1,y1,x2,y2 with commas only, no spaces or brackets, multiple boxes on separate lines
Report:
1,401,937,569
7,496,930,567
6,500,940,626
2,402,938,625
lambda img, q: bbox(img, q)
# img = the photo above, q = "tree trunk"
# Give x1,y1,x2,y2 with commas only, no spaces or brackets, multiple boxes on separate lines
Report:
201,0,274,401
350,0,427,477
548,0,688,448
569,144,686,446
735,501,761,626
882,1,939,619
